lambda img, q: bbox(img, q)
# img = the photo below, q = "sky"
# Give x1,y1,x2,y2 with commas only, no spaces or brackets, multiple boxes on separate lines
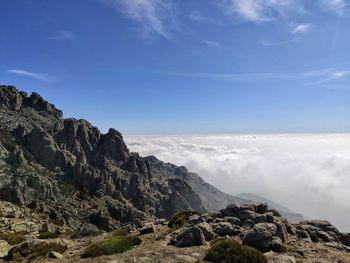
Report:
1,0,350,133
126,133,350,231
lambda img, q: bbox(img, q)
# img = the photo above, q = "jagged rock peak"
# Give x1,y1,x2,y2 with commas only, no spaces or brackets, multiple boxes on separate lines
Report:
0,85,63,118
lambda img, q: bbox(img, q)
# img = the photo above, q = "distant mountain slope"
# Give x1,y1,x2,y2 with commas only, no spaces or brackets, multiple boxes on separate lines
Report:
238,193,304,223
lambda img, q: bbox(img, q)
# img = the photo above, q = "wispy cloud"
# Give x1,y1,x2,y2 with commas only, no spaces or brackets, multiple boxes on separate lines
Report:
305,69,350,85
202,40,222,48
261,38,298,46
45,30,77,41
291,23,312,34
321,0,348,15
223,0,304,23
189,11,204,22
102,0,173,40
7,69,56,81
143,68,350,88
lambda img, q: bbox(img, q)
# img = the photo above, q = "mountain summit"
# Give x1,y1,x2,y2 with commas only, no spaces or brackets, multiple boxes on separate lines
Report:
0,85,247,231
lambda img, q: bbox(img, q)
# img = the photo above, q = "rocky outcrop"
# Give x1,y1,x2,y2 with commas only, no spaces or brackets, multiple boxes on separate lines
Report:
170,202,350,258
0,86,218,232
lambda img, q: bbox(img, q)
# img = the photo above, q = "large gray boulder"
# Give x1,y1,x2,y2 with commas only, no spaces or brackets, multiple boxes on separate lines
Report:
213,222,242,236
197,222,215,241
340,233,350,247
0,240,11,258
264,251,296,263
174,226,206,247
242,223,278,252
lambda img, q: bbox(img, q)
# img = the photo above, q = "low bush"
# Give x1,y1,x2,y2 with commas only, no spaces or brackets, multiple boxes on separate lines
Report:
81,232,141,258
0,231,28,245
310,232,319,243
168,210,199,229
38,230,61,239
204,238,267,263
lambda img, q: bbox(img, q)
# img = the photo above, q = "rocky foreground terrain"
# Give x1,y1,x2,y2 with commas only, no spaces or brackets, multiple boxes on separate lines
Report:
0,85,350,262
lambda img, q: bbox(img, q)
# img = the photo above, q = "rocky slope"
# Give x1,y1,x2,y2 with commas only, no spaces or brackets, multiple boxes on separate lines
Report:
0,201,349,262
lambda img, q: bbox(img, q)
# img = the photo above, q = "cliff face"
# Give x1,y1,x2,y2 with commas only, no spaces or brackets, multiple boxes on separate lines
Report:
0,85,244,231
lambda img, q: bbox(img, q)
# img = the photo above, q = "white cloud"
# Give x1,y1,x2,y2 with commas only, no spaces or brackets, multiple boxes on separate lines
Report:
291,23,312,34
321,0,348,15
304,69,350,85
224,0,304,23
202,40,222,48
45,30,77,41
189,11,204,22
7,69,56,81
126,134,350,232
102,0,173,40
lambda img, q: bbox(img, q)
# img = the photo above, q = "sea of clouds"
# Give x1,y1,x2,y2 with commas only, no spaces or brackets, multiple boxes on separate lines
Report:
125,134,350,232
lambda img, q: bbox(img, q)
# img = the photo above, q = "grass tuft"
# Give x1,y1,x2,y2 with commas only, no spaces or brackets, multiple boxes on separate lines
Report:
38,230,61,239
204,238,267,263
0,231,28,245
168,210,199,229
81,231,141,258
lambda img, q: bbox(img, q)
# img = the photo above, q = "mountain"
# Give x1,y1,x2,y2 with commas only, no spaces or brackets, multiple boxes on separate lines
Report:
1,86,350,262
0,85,251,232
238,193,304,223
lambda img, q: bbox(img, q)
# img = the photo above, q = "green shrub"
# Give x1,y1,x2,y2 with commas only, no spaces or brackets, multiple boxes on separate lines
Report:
81,234,141,258
204,238,267,263
38,230,61,239
168,210,199,229
309,232,319,243
0,231,28,245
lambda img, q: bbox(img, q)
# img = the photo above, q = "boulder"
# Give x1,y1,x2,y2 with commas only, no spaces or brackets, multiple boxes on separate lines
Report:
49,251,63,259
301,220,339,234
0,240,11,258
220,204,241,217
242,223,278,252
297,229,309,239
174,226,205,247
139,224,155,235
213,222,241,236
271,237,284,252
11,221,38,234
241,219,254,228
236,210,256,221
71,223,100,238
340,233,350,247
256,203,268,214
223,216,240,226
274,218,288,242
264,251,296,263
188,214,200,224
197,222,215,241
254,222,278,236
316,230,333,242
253,213,267,224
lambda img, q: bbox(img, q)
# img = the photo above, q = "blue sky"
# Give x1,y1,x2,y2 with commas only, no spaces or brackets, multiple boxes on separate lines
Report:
1,0,349,133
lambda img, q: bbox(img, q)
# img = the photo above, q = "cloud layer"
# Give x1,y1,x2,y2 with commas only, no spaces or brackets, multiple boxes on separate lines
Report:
125,134,350,231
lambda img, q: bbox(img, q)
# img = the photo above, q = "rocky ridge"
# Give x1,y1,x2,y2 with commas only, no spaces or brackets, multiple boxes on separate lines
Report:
0,85,257,232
